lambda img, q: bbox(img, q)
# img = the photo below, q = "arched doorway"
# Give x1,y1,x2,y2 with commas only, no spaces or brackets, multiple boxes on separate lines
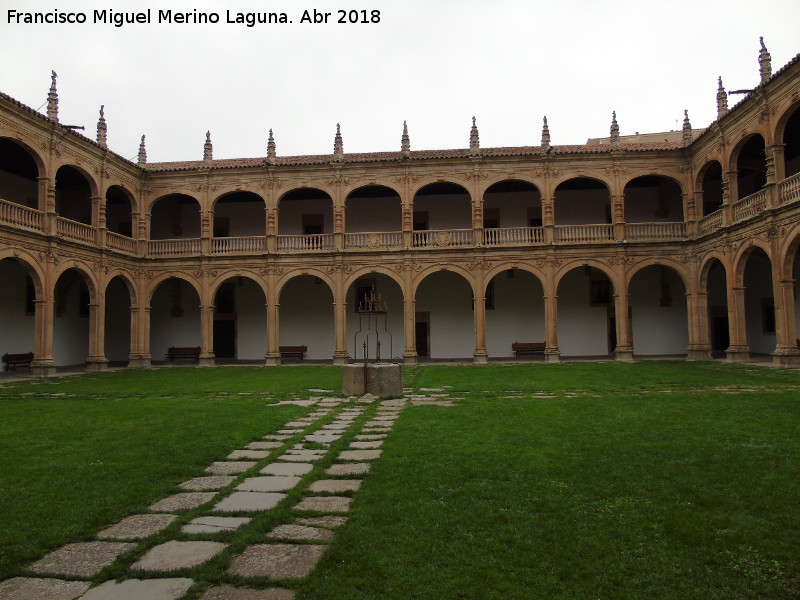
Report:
414,271,473,359
485,269,545,359
346,273,404,360
628,265,688,357
105,186,134,237
212,276,267,361
742,248,776,356
623,176,683,223
703,259,729,357
0,258,37,365
104,276,133,364
412,183,472,247
53,269,92,366
279,275,334,360
557,266,615,357
344,185,402,250
212,192,266,238
149,278,201,363
736,135,767,201
150,194,201,239
55,166,93,224
781,105,800,178
699,161,724,216
0,138,40,209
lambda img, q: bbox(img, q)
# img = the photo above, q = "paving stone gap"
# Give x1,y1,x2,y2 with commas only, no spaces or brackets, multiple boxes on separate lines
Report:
131,540,227,572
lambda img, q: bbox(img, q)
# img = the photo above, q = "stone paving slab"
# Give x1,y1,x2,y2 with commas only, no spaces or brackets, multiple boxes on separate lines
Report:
0,577,90,600
276,429,303,435
260,462,314,476
131,540,227,572
349,440,383,449
271,399,314,407
97,513,177,540
206,461,257,475
354,434,386,440
228,450,270,460
307,479,362,493
149,492,216,512
237,476,301,492
28,542,136,578
361,426,392,432
78,578,194,600
213,492,286,513
294,496,352,513
180,475,237,491
304,433,341,444
263,434,292,441
321,423,349,430
283,421,310,428
325,463,371,476
267,524,334,541
277,451,324,462
337,449,382,461
228,544,327,579
295,515,349,529
199,585,295,600
246,441,283,450
372,415,398,421
182,516,252,534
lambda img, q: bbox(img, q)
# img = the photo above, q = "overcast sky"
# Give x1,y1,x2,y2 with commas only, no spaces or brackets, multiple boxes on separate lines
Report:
1,0,798,163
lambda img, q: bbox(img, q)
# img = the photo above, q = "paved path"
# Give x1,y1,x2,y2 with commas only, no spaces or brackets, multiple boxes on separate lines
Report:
0,390,427,600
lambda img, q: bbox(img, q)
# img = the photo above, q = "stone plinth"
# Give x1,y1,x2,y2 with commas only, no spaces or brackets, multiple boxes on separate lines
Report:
341,363,402,398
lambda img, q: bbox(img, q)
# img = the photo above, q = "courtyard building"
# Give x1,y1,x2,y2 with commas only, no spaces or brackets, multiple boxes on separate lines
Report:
2,43,800,375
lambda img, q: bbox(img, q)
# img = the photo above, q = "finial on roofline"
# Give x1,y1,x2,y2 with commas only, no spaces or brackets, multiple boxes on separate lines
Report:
96,105,107,148
333,123,343,159
203,130,213,162
267,129,277,164
717,76,728,119
541,116,551,153
469,116,480,155
682,109,693,145
610,111,620,149
47,70,59,123
137,135,147,165
401,120,410,158
759,36,772,84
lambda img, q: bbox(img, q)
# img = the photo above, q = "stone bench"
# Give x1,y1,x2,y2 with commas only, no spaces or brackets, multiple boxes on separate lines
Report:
511,342,545,357
2,352,34,371
279,345,307,360
167,346,201,361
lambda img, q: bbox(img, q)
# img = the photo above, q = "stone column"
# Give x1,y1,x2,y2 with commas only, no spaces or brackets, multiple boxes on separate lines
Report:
686,289,712,360
92,195,106,248
613,290,634,361
30,297,56,377
721,170,737,226
543,267,560,362
402,204,413,249
332,295,348,365
201,210,212,256
265,299,281,366
85,301,109,371
772,278,800,366
764,146,779,208
612,194,625,241
770,144,786,187
402,277,417,365
139,212,151,255
199,302,215,366
128,300,152,368
472,290,488,365
267,207,277,252
542,195,555,244
36,176,49,213
726,285,750,362
127,301,140,367
333,200,344,252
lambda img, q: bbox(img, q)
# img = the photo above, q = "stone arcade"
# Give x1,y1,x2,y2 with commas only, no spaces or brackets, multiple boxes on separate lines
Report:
1,40,800,376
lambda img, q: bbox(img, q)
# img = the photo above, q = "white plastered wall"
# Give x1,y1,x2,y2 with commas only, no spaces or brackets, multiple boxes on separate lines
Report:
345,274,404,360
214,200,266,237
629,267,688,355
0,259,36,356
150,199,201,239
557,269,610,357
104,278,131,362
415,271,474,359
485,270,545,357
278,198,333,234
149,279,201,361
554,188,609,225
52,275,89,366
744,251,776,354
345,196,401,232
483,190,541,227
234,279,267,360
413,194,471,230
279,276,334,360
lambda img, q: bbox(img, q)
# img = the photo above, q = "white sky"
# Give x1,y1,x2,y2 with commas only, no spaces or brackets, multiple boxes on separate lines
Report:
1,0,798,163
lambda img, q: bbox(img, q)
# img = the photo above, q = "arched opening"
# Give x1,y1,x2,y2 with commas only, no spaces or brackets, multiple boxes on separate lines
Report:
485,269,545,359
554,178,611,225
150,194,201,240
149,278,201,363
704,259,729,357
278,188,333,251
346,273,404,360
482,180,542,245
742,248,776,356
279,275,334,361
557,266,615,357
55,166,93,224
104,276,132,364
700,161,724,216
53,269,91,366
412,182,472,247
212,277,266,361
213,192,266,238
105,185,134,237
628,265,688,357
345,185,402,249
793,244,800,348
736,135,767,200
781,105,800,178
414,271,473,359
623,176,683,223
0,258,37,367
0,138,39,209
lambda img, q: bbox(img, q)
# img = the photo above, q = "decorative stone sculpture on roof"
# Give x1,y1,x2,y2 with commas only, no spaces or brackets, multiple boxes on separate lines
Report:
203,131,213,162
610,111,620,149
47,71,59,122
333,123,343,160
97,105,107,148
267,129,277,165
682,110,692,145
717,77,728,120
138,135,147,165
541,116,551,153
401,121,410,158
759,36,772,84
469,116,479,155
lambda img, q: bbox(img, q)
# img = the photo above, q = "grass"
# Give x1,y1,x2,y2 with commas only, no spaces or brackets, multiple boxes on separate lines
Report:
1,362,798,599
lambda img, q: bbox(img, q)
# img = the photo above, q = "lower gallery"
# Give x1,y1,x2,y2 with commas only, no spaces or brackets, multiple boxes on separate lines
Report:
1,41,800,375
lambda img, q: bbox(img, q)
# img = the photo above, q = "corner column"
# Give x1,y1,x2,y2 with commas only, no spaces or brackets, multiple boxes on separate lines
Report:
726,285,750,362
30,297,56,377
772,278,800,366
85,301,109,371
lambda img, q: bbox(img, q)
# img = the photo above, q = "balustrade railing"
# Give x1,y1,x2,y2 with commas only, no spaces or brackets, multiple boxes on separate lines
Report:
106,231,136,254
277,233,334,252
148,238,201,256
732,189,768,222
211,236,267,254
626,222,686,240
554,224,613,243
0,198,43,232
412,229,472,248
344,231,403,250
483,226,544,246
57,216,95,244
698,210,723,235
779,172,800,205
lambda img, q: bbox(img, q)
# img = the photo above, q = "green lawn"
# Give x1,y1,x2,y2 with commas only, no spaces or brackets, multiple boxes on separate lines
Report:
1,362,798,599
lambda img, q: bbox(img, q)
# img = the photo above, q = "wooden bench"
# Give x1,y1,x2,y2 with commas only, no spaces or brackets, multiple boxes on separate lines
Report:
279,345,307,360
512,342,545,357
167,346,201,361
2,352,34,371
